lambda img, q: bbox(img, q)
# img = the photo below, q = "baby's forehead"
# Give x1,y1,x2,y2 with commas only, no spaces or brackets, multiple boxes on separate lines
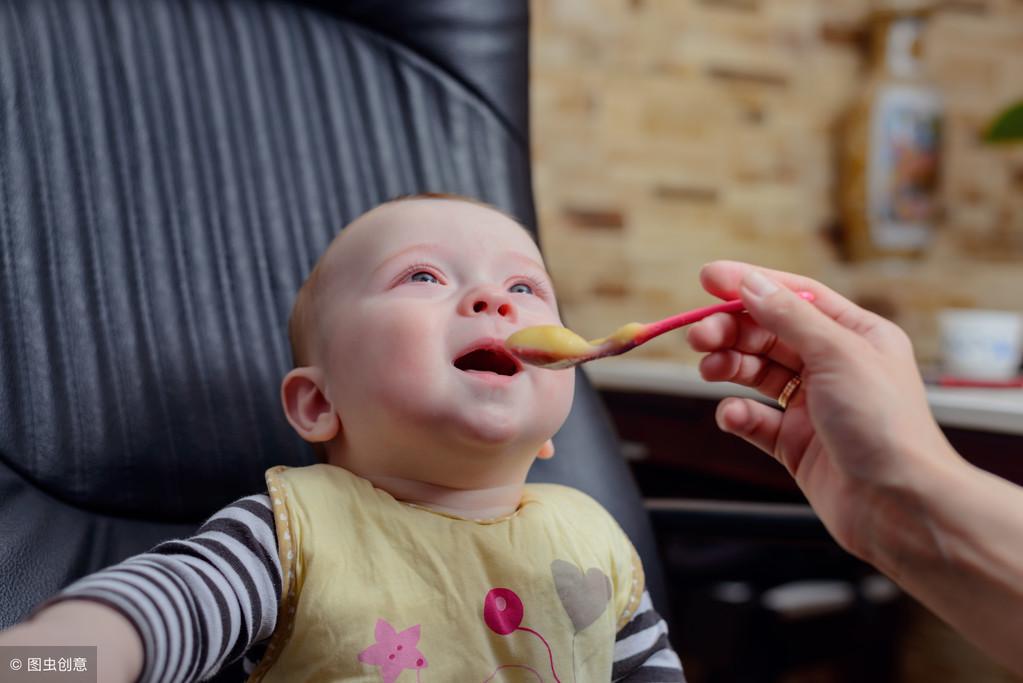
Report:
324,200,541,272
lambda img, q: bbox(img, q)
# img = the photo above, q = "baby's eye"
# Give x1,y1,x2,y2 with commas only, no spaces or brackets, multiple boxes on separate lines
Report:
509,283,533,295
409,271,439,284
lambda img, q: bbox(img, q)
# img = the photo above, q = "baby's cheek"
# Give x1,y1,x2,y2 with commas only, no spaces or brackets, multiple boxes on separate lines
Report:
536,370,575,425
369,348,432,390
378,319,442,373
363,325,445,401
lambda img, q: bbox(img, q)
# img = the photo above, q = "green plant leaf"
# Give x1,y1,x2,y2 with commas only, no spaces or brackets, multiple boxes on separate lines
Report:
985,101,1023,143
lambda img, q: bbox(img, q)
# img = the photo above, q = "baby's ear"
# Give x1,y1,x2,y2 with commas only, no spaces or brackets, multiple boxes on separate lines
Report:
537,439,555,460
281,367,340,443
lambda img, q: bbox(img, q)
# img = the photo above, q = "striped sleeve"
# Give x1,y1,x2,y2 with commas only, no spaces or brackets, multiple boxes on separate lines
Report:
612,590,686,682
44,494,282,683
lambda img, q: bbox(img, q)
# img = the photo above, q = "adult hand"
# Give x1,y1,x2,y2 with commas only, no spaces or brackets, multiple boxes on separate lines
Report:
686,260,961,562
687,261,1023,676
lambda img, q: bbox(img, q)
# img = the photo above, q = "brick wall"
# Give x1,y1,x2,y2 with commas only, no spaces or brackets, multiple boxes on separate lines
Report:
531,0,1023,365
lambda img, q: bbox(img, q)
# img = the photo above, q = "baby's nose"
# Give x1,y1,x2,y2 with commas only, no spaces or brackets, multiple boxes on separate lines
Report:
460,286,516,320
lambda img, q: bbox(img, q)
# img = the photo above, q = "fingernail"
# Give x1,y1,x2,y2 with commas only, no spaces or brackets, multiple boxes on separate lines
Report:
742,271,779,298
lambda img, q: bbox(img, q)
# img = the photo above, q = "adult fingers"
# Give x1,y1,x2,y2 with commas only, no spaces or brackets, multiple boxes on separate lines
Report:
700,261,883,338
699,350,798,403
700,260,826,302
737,271,856,366
687,311,803,372
715,397,782,458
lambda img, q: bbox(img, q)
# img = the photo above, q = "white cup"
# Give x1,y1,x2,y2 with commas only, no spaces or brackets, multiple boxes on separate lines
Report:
938,309,1023,381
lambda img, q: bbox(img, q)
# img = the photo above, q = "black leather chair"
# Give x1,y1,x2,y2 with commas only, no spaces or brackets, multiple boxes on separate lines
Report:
0,0,667,652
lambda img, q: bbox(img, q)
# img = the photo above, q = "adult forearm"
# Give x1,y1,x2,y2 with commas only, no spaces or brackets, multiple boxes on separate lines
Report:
867,455,1023,676
0,600,143,683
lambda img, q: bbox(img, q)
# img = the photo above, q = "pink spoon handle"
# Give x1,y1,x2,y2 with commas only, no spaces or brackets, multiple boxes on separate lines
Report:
637,299,745,343
635,291,815,344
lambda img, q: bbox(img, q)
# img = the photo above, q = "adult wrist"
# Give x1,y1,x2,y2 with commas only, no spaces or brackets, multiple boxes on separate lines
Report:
859,441,971,579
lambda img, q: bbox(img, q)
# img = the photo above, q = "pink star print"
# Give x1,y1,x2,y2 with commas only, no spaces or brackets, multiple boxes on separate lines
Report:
357,619,428,683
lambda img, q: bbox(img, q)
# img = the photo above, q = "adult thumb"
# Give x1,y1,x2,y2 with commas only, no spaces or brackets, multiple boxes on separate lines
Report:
738,270,845,362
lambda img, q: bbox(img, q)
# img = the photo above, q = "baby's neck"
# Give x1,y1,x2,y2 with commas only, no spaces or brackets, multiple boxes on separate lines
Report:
364,474,525,520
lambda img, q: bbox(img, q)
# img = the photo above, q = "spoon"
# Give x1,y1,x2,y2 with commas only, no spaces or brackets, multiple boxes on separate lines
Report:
505,292,815,370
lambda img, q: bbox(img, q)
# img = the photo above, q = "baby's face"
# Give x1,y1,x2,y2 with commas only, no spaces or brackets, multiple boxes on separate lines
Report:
311,199,575,483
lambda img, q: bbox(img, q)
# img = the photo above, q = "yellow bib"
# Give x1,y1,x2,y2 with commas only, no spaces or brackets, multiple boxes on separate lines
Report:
249,464,644,683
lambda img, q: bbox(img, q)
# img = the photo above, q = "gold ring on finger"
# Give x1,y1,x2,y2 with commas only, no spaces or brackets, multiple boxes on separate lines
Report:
777,374,802,410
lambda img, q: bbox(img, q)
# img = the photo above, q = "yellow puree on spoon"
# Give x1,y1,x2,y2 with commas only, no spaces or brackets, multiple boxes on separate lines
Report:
505,322,646,370
507,293,815,370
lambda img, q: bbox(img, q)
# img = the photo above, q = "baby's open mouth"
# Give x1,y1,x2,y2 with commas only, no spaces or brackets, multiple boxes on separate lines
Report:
453,345,521,376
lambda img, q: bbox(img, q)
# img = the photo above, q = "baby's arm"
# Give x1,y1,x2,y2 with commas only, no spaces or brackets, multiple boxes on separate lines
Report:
0,494,282,683
612,591,686,682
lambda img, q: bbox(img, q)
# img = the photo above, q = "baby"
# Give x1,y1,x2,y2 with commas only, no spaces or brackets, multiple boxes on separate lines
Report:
0,195,684,682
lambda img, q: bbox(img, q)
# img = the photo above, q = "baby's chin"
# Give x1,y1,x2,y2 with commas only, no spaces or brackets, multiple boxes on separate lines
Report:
427,406,557,456
447,408,530,447
370,383,569,454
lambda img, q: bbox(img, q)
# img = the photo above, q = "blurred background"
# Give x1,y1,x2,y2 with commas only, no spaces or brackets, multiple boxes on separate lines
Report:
529,0,1023,681
532,0,1022,364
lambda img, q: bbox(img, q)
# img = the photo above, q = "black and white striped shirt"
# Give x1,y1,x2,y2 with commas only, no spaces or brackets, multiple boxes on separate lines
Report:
51,494,685,682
